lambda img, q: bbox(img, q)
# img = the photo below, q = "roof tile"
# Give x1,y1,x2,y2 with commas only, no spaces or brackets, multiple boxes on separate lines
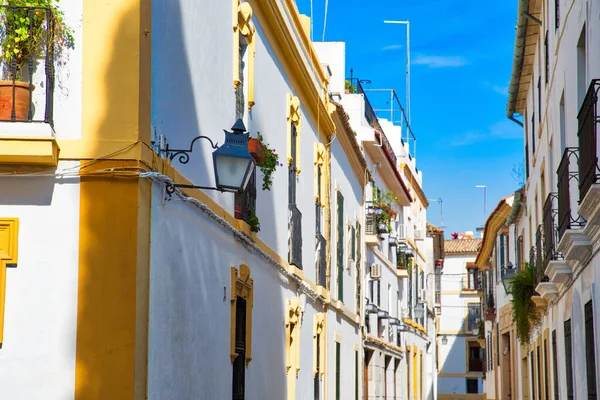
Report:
444,239,482,254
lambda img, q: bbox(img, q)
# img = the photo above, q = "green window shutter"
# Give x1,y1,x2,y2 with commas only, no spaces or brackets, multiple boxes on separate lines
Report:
337,191,344,302
351,225,356,261
356,222,361,312
354,350,359,400
336,342,341,400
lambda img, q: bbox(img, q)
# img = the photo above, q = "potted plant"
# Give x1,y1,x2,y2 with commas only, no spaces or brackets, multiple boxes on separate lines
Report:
508,262,541,344
374,190,396,234
345,79,356,94
0,0,73,120
250,133,280,191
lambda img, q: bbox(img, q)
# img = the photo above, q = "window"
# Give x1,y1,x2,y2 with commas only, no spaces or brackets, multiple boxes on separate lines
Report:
467,303,480,332
544,338,550,400
537,346,542,400
532,112,536,154
565,319,574,400
545,32,549,84
555,0,560,30
233,1,255,113
577,26,586,108
314,313,325,400
336,191,344,302
286,298,302,398
466,378,478,394
314,144,326,287
354,350,359,400
526,142,530,179
0,218,18,346
552,330,559,400
467,266,479,291
531,351,536,400
468,342,483,372
231,265,254,400
585,301,597,400
232,298,247,400
288,103,302,268
538,77,542,123
335,342,341,400
355,222,362,313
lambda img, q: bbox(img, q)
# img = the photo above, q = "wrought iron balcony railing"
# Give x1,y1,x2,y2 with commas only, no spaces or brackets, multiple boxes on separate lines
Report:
529,246,535,269
0,5,58,125
543,193,562,270
288,204,303,269
348,78,385,134
577,79,600,202
557,147,586,239
234,172,257,225
316,233,326,287
535,225,546,283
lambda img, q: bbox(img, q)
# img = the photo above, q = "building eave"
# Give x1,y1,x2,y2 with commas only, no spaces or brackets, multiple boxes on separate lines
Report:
475,195,515,269
506,0,542,119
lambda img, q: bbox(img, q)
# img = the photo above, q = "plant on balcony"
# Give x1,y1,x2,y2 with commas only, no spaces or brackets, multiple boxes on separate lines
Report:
247,207,260,233
0,0,74,119
345,79,356,94
508,262,540,344
374,190,396,233
254,133,281,191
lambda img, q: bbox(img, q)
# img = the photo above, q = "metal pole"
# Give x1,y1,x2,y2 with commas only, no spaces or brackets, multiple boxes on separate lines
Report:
475,185,487,220
406,21,411,126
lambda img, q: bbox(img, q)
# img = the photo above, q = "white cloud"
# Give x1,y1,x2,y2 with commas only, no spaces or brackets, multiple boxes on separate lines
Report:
413,55,468,68
450,120,522,146
381,44,404,51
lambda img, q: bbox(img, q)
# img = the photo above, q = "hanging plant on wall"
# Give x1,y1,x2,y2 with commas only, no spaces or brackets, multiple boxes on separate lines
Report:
248,132,281,191
508,262,540,344
247,207,260,233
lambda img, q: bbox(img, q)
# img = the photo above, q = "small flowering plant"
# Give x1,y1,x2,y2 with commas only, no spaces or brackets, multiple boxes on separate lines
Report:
374,190,397,233
256,132,281,191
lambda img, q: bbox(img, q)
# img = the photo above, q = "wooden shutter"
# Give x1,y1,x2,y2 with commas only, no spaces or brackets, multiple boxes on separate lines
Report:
336,342,341,400
337,191,344,302
552,330,559,400
585,301,597,400
565,319,573,400
356,222,361,312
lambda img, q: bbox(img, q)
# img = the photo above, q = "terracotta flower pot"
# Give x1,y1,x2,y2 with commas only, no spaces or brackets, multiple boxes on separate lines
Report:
248,138,265,163
0,81,34,121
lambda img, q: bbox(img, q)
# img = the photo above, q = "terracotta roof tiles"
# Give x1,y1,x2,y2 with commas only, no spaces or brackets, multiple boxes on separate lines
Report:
444,239,482,254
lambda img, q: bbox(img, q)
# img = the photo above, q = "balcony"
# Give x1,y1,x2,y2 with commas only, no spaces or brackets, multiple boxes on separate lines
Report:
557,147,591,263
316,233,326,287
347,78,411,207
234,172,257,228
0,6,57,126
288,204,302,269
542,193,571,285
578,79,600,242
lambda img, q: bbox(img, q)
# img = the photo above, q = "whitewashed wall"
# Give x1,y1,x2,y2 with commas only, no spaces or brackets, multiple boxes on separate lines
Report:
0,170,80,399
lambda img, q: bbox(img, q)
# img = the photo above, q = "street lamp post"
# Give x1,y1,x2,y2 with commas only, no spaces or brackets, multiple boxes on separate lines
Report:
475,185,487,220
383,20,411,125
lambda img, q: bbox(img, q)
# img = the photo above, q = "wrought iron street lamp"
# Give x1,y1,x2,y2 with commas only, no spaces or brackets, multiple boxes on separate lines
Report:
165,119,255,197
501,261,516,294
441,334,448,345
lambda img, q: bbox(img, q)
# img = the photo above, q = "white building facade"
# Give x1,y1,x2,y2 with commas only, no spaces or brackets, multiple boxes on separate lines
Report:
476,0,600,398
437,238,484,400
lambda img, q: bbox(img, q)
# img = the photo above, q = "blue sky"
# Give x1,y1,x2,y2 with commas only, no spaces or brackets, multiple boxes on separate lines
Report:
296,0,524,236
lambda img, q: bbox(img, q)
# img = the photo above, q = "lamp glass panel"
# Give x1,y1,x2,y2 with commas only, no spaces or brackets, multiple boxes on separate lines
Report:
214,154,253,190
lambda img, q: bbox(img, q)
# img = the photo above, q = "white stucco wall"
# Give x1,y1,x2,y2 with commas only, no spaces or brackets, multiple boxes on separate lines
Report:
0,167,80,399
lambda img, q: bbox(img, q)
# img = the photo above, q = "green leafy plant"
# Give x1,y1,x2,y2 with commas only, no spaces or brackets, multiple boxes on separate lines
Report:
374,189,397,233
345,79,356,93
0,0,74,80
256,132,280,191
247,207,260,233
508,262,540,344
